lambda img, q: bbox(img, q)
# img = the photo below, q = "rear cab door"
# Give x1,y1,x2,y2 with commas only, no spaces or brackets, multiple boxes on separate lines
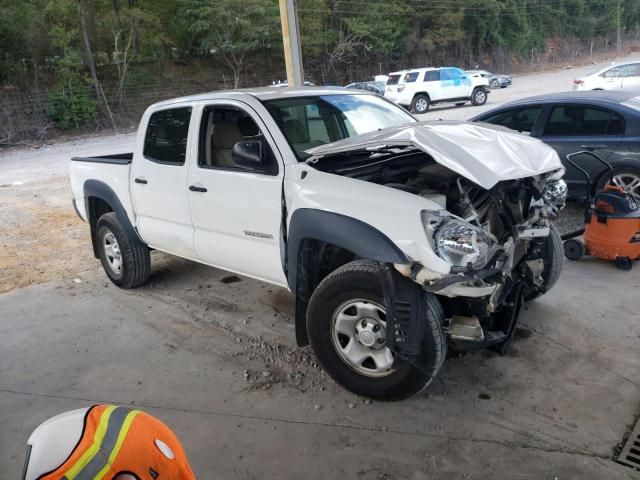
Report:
186,98,288,286
130,104,197,259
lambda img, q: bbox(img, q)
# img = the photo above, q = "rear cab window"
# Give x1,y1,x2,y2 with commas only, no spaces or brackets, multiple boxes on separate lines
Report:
143,107,192,164
480,107,542,134
543,106,625,136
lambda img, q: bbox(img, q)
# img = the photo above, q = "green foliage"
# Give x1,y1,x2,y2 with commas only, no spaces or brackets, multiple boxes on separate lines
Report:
180,0,280,87
44,2,97,129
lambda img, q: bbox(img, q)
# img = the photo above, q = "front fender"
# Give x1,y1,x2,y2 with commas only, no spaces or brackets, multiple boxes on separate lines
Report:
287,208,408,291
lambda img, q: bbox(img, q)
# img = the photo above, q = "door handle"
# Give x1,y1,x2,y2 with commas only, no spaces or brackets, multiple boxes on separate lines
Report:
189,185,207,193
134,177,148,184
579,144,607,151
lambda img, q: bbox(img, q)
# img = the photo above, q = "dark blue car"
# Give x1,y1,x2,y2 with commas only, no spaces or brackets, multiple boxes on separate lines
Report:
471,91,640,198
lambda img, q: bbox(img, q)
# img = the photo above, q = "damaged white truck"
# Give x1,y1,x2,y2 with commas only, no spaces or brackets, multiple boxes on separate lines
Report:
69,88,567,400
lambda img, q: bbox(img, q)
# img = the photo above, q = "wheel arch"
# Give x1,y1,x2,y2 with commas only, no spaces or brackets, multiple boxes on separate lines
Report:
412,92,431,103
83,180,145,258
286,208,409,346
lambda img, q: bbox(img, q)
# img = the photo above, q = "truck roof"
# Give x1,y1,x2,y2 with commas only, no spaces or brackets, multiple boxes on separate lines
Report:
149,86,369,109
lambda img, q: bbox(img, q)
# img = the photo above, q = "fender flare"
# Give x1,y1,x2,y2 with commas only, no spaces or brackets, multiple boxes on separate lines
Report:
286,208,409,346
83,180,145,257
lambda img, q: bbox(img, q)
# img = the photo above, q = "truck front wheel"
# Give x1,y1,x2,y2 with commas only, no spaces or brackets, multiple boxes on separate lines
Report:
96,212,150,289
471,88,488,106
306,260,446,400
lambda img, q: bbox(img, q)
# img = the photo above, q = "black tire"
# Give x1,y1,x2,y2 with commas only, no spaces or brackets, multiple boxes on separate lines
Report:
411,94,430,114
595,165,640,197
470,87,488,106
563,238,585,261
525,225,564,301
490,79,499,89
614,257,633,271
306,260,446,400
96,212,150,289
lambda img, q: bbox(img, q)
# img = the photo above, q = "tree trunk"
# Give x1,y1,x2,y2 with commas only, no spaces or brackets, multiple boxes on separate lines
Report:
77,0,100,100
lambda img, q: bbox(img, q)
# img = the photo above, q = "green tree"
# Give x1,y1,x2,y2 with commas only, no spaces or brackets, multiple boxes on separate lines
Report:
180,0,280,88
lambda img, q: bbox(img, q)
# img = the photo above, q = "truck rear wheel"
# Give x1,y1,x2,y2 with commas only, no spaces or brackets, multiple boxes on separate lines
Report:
306,260,446,400
96,212,150,289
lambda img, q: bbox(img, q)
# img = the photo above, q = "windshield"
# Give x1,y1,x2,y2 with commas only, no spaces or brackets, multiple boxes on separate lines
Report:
262,94,416,160
622,96,640,111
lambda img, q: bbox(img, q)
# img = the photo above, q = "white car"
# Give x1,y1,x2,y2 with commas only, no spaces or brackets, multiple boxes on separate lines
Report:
69,87,565,400
385,67,490,114
573,61,640,91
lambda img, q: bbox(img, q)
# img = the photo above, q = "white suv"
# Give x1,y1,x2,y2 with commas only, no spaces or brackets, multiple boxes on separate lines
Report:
385,67,490,114
573,61,640,91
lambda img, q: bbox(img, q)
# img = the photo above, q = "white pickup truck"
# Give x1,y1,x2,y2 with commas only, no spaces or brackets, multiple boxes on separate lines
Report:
70,87,567,400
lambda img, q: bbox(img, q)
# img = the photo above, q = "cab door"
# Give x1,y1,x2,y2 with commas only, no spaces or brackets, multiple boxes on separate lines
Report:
187,100,287,286
130,106,197,259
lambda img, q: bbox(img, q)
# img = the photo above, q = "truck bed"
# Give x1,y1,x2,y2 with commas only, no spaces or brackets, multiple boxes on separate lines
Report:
69,153,136,225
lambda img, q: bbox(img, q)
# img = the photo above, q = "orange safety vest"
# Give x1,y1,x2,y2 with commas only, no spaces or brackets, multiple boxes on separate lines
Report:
38,405,196,480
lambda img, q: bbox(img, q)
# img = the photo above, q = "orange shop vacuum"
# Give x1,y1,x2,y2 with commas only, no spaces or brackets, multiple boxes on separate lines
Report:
562,151,640,270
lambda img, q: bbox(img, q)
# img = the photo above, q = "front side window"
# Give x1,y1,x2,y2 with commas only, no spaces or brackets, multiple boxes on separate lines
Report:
143,108,192,164
481,107,542,134
543,106,625,136
602,67,620,78
263,94,416,160
199,105,277,174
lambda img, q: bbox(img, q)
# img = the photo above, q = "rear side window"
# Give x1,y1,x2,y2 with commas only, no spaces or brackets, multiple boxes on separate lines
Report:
424,70,440,82
387,75,401,86
404,72,419,83
543,106,625,136
143,107,192,164
481,107,542,134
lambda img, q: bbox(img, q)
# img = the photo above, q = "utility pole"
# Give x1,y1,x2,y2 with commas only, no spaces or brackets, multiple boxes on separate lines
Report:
616,0,622,52
278,0,304,86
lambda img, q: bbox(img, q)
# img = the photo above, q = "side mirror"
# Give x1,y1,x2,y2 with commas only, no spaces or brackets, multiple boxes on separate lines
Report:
231,139,264,171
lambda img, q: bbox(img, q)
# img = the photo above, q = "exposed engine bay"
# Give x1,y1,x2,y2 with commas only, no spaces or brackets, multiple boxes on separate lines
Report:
309,145,567,352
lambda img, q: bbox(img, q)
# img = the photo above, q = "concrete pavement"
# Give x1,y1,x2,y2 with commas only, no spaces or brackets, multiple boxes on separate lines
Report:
1,254,639,478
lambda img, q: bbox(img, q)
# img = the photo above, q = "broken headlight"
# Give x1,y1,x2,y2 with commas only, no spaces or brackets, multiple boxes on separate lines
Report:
422,211,498,270
542,179,568,207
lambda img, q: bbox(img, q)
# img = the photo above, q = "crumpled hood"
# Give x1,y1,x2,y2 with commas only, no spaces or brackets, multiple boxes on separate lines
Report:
306,121,563,189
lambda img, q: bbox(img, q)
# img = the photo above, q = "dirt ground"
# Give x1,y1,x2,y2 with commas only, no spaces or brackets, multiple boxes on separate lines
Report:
0,177,96,293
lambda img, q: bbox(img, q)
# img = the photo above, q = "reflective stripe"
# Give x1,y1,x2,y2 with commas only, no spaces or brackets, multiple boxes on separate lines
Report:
63,406,118,479
67,407,135,480
93,410,141,480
